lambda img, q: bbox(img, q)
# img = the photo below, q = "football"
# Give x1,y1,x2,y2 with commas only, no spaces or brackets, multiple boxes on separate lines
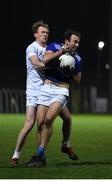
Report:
59,53,75,70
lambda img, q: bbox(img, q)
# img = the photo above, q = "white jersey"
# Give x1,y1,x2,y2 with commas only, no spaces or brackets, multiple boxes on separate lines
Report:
26,41,46,96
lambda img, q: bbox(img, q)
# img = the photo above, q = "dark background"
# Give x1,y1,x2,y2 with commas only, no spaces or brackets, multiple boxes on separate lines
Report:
0,0,111,90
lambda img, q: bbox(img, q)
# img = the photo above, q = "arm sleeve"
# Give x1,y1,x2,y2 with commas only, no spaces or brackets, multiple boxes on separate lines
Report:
74,57,82,74
26,45,37,58
46,42,62,52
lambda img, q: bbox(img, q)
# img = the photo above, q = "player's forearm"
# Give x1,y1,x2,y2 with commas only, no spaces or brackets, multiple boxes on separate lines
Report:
30,56,45,68
43,50,62,64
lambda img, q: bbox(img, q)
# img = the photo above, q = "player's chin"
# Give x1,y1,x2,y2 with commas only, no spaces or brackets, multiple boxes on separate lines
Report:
42,39,47,44
72,48,76,52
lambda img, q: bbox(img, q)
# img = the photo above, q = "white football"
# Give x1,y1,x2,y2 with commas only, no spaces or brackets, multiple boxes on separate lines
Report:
59,53,75,70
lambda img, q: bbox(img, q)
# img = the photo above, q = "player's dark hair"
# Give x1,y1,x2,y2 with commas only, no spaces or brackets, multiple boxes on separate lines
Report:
32,20,49,33
64,29,81,41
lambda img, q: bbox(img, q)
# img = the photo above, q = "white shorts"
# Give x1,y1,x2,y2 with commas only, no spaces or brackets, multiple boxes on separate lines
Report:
26,95,38,107
37,84,69,107
26,88,40,107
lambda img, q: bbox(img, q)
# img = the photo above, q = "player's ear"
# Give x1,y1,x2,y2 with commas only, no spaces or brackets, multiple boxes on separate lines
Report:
34,33,37,38
65,40,69,47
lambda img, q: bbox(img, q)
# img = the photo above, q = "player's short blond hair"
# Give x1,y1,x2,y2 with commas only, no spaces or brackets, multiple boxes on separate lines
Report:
32,20,49,33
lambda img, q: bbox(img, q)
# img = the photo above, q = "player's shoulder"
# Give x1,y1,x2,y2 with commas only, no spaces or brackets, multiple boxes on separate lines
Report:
47,42,62,52
26,41,38,50
26,41,41,55
75,52,81,61
47,42,61,47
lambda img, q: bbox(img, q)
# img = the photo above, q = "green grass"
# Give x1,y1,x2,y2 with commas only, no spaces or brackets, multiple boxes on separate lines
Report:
0,114,112,179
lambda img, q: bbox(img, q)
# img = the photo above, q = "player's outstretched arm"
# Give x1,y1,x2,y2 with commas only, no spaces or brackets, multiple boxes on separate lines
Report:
43,50,63,64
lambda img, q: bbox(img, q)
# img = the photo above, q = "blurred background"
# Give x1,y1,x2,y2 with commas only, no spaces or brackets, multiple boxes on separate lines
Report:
0,0,112,114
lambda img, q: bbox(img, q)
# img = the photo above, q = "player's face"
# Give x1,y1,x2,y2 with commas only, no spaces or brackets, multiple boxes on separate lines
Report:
67,34,80,52
34,26,49,46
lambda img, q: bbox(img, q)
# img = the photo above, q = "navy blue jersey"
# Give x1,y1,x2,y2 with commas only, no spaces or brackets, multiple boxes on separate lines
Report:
45,42,82,83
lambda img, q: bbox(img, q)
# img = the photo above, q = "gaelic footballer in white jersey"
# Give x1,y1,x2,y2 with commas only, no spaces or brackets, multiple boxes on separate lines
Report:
26,41,46,106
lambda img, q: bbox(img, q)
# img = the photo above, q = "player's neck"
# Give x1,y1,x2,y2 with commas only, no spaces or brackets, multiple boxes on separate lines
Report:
36,40,46,47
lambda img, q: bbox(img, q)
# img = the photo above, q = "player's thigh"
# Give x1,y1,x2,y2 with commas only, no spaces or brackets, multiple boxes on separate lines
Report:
46,94,68,120
25,106,37,127
46,101,62,122
37,105,48,125
25,94,38,123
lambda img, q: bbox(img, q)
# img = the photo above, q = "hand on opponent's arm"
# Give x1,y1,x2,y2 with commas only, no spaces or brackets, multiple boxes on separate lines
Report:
43,46,74,65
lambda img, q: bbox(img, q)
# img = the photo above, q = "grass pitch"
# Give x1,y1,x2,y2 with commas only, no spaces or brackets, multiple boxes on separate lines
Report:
0,114,112,179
